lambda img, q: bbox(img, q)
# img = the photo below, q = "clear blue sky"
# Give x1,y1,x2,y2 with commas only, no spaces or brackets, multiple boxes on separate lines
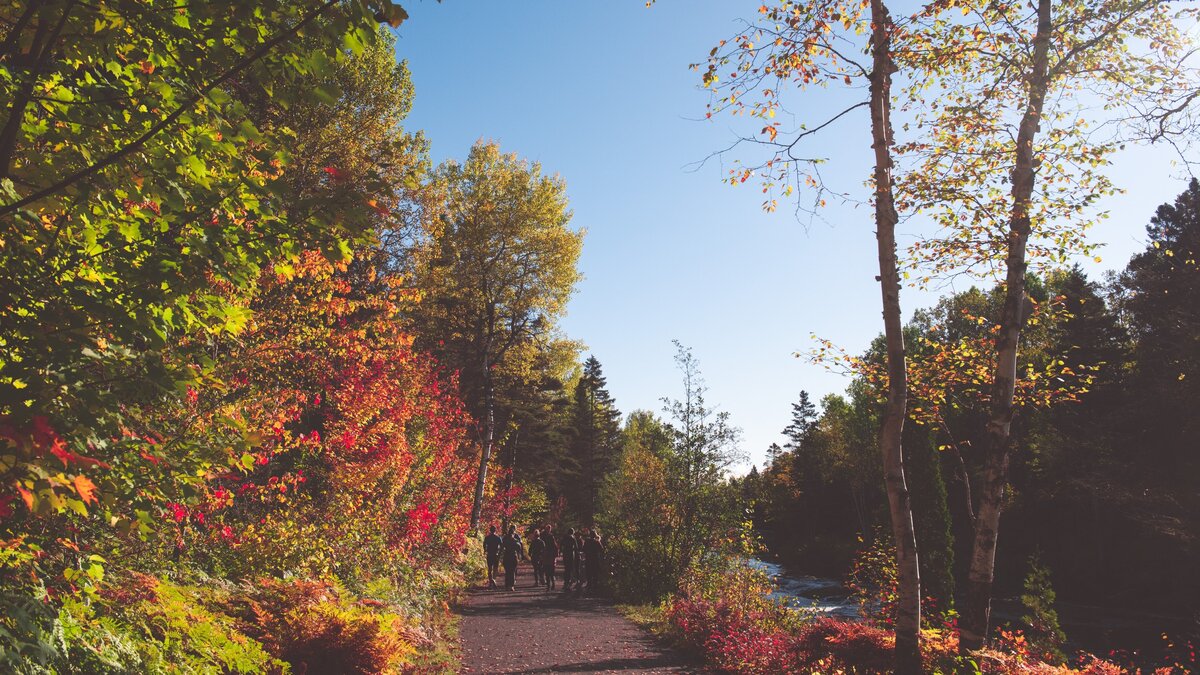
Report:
394,0,1193,472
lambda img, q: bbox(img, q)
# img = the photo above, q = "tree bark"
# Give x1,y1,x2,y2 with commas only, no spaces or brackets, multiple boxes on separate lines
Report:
958,0,1053,655
0,2,58,180
469,356,495,530
868,2,921,672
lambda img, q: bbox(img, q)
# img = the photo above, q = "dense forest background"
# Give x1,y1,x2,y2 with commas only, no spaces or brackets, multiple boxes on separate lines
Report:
738,179,1200,620
3,1,1199,672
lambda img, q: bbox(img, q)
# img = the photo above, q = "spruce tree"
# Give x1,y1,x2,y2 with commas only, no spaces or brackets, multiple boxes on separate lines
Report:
568,356,622,524
781,391,818,452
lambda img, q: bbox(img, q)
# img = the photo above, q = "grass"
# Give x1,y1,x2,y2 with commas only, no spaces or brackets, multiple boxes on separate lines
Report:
617,602,679,642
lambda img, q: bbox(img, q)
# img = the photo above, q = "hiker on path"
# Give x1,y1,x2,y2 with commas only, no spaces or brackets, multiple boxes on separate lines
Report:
541,526,558,590
501,526,524,591
560,528,577,591
528,527,545,587
483,525,503,589
572,529,585,591
584,530,606,594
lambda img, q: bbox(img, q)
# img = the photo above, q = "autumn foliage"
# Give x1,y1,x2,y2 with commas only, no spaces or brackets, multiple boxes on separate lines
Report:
0,4,500,671
664,563,1169,675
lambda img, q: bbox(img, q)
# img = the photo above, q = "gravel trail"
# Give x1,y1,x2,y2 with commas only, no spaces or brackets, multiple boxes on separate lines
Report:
459,563,703,674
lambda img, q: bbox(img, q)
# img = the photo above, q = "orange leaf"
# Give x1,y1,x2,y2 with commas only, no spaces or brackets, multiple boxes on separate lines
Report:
16,484,33,511
73,475,99,505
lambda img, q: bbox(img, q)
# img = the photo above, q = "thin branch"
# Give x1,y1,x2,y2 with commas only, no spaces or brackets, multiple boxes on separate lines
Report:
784,100,870,153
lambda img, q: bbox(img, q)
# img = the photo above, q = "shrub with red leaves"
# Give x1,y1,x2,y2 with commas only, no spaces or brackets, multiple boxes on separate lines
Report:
791,618,895,673
665,564,1145,675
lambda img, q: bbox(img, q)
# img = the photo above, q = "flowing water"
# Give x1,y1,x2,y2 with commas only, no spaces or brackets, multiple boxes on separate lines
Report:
746,557,861,620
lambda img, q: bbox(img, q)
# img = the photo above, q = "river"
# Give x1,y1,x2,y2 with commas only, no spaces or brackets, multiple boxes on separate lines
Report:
746,556,860,620
747,556,1197,666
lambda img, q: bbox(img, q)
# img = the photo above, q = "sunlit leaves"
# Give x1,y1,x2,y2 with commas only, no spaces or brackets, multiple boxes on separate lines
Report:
809,291,1100,427
697,0,873,211
174,253,479,574
895,0,1198,284
0,0,414,609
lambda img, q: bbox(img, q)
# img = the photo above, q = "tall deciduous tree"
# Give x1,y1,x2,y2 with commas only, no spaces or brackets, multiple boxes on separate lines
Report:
0,0,405,528
700,1,922,667
413,141,582,529
895,0,1199,651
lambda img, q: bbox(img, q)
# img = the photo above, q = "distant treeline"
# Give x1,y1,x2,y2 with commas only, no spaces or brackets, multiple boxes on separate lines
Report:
740,179,1200,617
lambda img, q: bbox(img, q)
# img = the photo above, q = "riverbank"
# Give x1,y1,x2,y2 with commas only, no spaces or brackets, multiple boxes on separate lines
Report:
750,554,1197,669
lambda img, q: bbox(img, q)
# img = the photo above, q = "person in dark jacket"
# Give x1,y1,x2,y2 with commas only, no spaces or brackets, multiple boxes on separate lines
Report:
483,525,502,589
583,530,606,593
560,528,577,591
501,525,523,591
572,530,586,591
541,525,558,590
528,528,545,587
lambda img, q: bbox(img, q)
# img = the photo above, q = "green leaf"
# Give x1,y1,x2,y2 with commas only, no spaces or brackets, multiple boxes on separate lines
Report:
313,82,341,105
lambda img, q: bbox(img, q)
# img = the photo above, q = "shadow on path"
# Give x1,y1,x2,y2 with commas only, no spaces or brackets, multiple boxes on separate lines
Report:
458,563,703,674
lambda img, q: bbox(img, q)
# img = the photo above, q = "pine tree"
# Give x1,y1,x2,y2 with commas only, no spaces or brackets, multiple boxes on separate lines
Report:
905,425,955,616
765,442,783,467
1115,179,1200,482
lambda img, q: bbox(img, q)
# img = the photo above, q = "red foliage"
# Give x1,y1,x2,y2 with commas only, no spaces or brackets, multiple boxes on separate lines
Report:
181,253,479,565
666,566,1143,675
98,571,160,606
791,619,895,672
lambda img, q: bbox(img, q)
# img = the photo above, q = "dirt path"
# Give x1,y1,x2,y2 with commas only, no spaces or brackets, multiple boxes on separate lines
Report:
458,563,702,674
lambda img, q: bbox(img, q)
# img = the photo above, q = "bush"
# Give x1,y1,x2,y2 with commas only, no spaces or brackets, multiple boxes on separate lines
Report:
0,569,471,675
790,619,895,673
79,574,281,675
1020,553,1068,665
663,562,1138,675
845,530,898,625
226,578,415,675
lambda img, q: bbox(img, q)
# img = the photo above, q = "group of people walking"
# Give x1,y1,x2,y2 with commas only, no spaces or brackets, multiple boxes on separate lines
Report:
482,524,606,594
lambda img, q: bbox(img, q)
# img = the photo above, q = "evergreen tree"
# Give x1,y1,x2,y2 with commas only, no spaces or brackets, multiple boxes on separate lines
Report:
905,425,955,616
765,442,783,467
1020,553,1068,665
1115,178,1200,481
568,355,622,524
781,391,818,451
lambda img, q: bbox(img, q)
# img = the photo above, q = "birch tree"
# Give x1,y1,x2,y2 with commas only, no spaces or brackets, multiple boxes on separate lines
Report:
699,2,923,669
894,0,1199,652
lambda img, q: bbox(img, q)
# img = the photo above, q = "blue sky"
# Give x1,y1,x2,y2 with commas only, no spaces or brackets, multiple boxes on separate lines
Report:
394,0,1193,471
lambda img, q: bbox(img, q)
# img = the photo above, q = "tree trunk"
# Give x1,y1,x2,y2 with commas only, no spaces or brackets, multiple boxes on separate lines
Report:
469,358,495,530
869,2,921,672
500,426,518,532
958,0,1053,655
0,3,57,180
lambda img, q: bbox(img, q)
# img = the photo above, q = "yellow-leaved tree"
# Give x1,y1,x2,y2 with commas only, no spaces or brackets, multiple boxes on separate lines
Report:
699,1,923,669
411,141,583,530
